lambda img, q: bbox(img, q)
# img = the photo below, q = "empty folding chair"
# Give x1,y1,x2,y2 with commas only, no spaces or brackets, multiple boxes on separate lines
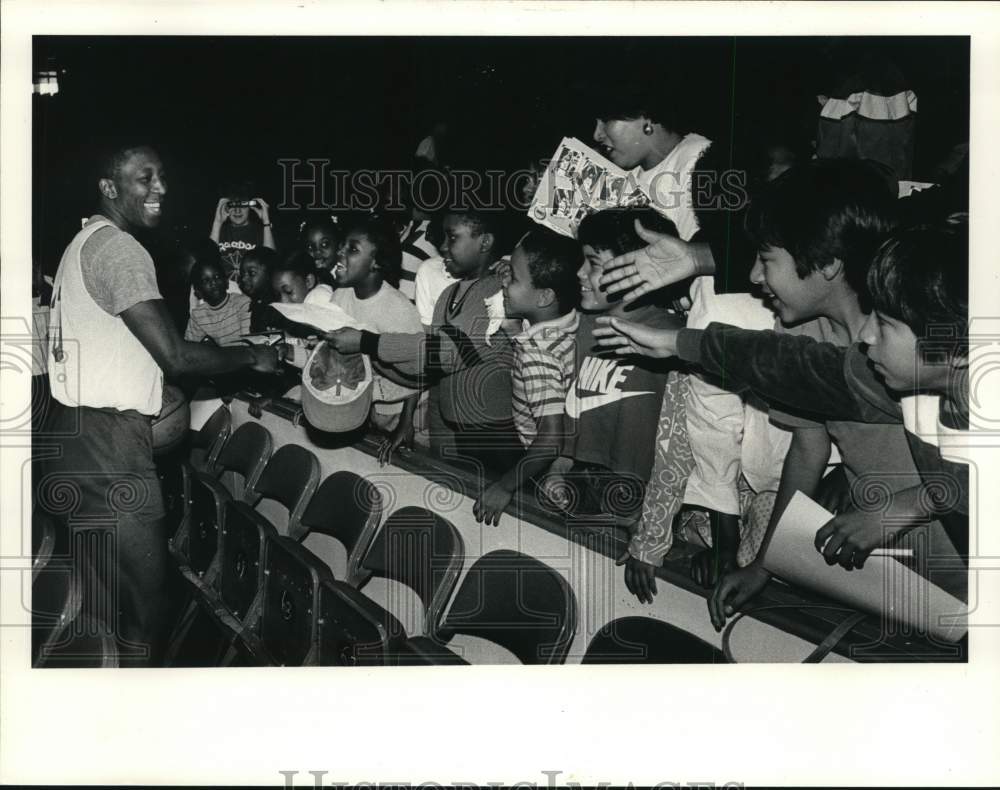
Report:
255,535,399,666
581,617,726,664
206,500,284,664
163,423,272,666
169,421,272,581
171,405,231,547
255,535,334,666
165,500,278,668
400,549,577,665
244,443,321,537
189,405,232,475
291,471,382,585
207,445,320,664
316,579,397,667
355,506,464,644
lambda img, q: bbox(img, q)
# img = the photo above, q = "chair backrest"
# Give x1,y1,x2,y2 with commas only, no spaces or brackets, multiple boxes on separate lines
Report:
581,617,726,664
316,579,394,666
214,422,272,501
219,501,278,622
293,471,382,577
247,444,321,535
358,506,464,636
193,405,232,470
187,473,230,576
438,549,577,665
259,535,334,666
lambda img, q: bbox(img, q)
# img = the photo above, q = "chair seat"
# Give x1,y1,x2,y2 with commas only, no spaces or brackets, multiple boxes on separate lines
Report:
582,617,726,664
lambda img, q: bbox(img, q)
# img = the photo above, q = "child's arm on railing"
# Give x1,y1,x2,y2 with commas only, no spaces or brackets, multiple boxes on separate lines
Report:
473,413,564,527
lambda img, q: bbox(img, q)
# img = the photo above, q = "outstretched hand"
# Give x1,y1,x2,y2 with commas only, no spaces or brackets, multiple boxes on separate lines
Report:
249,345,283,374
597,220,698,304
592,316,681,358
324,327,363,354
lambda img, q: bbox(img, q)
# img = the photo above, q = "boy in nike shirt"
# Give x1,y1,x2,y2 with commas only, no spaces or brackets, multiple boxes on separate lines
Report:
546,210,692,577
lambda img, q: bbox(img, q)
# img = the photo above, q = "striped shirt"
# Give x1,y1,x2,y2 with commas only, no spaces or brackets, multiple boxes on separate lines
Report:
511,310,579,448
185,292,251,346
399,220,438,303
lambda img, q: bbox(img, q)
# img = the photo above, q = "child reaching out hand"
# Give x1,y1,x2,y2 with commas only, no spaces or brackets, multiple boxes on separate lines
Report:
472,228,582,526
594,214,971,628
324,215,423,464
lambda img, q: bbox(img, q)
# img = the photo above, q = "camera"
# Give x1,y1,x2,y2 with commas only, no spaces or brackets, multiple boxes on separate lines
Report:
226,200,259,210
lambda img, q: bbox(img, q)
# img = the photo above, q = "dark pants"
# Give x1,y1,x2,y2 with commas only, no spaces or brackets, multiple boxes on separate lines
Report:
35,401,168,666
443,417,525,479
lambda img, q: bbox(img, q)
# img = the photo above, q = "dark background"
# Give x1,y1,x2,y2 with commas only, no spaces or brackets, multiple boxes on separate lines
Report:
32,35,969,273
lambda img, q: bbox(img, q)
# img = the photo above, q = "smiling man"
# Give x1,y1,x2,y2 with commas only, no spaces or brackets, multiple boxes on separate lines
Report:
39,144,283,666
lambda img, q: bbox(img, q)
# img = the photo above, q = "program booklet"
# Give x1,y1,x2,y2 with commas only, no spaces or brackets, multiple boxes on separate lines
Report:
527,136,651,238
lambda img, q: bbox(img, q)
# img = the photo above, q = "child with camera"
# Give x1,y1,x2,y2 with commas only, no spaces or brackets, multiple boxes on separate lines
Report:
209,184,277,278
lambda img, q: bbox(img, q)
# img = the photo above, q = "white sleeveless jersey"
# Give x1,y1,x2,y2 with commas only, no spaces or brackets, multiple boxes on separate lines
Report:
48,220,163,415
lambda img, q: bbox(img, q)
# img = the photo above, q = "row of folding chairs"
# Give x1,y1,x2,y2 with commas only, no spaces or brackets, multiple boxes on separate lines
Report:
165,407,727,666
163,408,581,666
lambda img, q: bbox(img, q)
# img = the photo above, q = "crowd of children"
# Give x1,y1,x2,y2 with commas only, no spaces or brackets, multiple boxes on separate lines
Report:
155,81,969,632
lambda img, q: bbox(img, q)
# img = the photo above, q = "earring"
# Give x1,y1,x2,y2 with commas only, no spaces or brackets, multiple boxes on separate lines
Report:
642,123,654,135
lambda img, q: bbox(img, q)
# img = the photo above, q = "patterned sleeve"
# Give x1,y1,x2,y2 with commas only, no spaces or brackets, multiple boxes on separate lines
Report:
629,370,696,565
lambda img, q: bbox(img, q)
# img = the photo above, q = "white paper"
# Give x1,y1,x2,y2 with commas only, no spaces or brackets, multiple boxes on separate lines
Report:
763,491,967,642
270,301,373,333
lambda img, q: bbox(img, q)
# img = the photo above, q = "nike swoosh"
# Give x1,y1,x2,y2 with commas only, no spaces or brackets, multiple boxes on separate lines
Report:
565,389,655,418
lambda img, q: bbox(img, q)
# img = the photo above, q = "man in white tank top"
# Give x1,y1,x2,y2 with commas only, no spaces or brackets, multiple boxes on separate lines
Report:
39,145,284,666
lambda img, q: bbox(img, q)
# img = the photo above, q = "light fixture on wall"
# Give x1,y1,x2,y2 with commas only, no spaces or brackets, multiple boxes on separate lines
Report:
32,69,65,96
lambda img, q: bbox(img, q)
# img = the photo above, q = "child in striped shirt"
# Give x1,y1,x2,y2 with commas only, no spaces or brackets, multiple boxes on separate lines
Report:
472,229,581,526
184,256,251,346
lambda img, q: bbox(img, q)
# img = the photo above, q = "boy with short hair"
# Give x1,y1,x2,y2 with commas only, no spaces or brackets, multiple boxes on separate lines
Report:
184,256,251,346
595,203,970,626
473,228,582,525
238,246,277,332
544,209,690,561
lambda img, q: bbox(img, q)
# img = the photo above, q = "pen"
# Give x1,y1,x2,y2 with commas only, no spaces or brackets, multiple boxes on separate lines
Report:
870,548,915,558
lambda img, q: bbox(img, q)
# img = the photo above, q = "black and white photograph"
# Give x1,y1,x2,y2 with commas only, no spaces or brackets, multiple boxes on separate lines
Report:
575,160,603,199
2,2,999,787
554,146,582,179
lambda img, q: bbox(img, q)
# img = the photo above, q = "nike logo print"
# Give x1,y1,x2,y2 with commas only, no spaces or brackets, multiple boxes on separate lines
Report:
565,388,654,418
